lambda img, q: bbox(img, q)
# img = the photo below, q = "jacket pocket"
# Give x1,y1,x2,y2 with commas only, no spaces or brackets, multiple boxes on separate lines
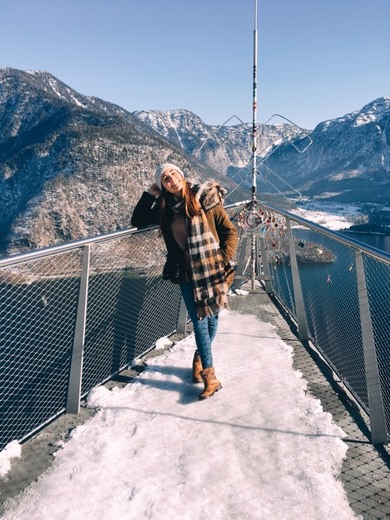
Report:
162,257,189,284
224,262,236,287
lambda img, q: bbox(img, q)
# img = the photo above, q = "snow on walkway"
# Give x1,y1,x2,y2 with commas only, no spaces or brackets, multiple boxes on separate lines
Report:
1,310,360,520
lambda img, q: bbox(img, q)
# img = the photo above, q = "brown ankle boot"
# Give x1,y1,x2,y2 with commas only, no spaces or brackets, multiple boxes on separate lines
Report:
192,350,203,383
198,367,222,400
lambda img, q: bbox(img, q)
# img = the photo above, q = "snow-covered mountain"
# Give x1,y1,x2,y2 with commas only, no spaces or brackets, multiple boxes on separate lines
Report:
0,68,242,255
134,109,309,187
0,67,388,255
134,100,390,204
257,98,390,202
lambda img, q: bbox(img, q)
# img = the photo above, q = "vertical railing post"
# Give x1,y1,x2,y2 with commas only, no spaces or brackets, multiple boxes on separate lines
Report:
66,244,91,414
236,235,249,277
259,237,272,294
286,217,308,341
355,250,387,444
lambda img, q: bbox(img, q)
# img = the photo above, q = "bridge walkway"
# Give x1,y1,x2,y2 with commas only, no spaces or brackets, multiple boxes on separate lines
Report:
1,284,389,519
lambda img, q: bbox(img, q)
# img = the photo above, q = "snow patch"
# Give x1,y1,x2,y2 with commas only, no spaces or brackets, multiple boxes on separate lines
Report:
0,311,359,520
292,201,362,230
0,440,21,478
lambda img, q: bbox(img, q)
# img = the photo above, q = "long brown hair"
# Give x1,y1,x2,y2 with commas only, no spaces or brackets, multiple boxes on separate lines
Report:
159,180,201,234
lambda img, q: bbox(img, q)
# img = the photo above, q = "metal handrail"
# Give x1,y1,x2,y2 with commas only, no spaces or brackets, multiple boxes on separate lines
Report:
2,200,388,266
260,200,390,264
0,200,389,447
0,228,138,268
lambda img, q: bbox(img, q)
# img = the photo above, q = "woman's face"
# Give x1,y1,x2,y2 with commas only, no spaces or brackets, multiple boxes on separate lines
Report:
161,168,184,196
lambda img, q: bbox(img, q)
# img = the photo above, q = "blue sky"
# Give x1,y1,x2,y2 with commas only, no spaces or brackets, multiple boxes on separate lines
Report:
1,0,389,129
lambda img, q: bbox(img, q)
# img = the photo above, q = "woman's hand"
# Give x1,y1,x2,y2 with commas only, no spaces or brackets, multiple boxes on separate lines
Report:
148,183,162,197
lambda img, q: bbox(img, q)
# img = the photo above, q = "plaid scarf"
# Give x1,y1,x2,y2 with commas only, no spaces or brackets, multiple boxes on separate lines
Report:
165,181,230,319
188,181,229,319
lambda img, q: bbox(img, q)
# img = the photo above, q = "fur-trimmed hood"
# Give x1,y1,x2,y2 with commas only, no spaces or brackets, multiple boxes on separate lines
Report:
192,180,227,211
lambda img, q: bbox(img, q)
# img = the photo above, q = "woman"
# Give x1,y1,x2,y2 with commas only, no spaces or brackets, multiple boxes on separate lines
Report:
131,163,238,400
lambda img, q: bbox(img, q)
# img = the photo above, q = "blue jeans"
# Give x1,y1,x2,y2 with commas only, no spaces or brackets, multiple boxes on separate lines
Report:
180,281,219,369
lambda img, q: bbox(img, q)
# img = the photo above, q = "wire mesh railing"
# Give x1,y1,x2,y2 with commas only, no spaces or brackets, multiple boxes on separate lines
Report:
244,203,390,444
0,201,389,449
0,228,183,450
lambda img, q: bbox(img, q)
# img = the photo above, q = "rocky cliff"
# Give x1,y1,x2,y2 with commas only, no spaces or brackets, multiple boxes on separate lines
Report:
1,67,388,255
135,99,390,204
0,68,241,255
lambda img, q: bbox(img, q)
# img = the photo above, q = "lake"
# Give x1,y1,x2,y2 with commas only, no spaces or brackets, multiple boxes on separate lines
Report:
341,231,390,255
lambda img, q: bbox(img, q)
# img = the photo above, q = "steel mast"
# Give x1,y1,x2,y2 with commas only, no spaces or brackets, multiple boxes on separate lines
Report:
250,0,258,289
251,0,258,205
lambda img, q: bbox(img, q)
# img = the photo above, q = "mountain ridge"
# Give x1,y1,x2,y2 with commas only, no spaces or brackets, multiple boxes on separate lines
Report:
0,68,242,254
135,97,390,203
0,67,388,255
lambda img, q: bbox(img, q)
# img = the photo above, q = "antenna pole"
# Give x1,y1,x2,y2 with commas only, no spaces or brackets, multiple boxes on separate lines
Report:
251,0,258,204
249,0,259,290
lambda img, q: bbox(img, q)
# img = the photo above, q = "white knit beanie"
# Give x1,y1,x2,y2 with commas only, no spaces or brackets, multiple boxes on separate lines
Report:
154,163,185,190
